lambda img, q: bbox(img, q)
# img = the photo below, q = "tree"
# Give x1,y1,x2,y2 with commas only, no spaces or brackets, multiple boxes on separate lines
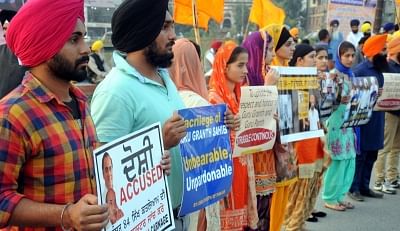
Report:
234,3,251,35
273,0,307,30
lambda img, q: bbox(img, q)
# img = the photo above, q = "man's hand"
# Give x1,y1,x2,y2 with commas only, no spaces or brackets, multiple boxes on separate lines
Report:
161,150,171,176
224,109,240,130
162,112,187,149
66,194,109,231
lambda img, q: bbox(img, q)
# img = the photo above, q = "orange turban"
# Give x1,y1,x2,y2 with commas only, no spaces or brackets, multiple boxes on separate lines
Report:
362,34,387,58
290,27,299,37
388,36,400,56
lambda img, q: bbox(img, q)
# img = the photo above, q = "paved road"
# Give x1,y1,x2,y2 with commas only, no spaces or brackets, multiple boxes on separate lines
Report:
305,165,400,231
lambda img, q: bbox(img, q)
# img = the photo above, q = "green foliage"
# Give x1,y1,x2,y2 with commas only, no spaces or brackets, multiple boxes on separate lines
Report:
273,0,307,30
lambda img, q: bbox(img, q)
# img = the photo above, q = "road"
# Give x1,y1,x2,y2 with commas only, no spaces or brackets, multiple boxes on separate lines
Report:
305,164,400,231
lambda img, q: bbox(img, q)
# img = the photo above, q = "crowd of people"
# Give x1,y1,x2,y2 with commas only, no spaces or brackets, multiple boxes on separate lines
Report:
0,0,399,231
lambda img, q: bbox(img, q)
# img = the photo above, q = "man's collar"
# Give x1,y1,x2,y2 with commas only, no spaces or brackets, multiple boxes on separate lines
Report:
22,72,87,104
113,50,169,84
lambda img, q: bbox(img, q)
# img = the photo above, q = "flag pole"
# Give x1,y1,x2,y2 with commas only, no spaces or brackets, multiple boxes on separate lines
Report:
395,1,400,27
192,0,201,45
243,21,250,40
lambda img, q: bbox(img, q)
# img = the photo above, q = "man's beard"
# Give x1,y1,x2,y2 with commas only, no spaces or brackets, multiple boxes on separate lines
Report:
352,29,359,34
145,41,174,68
48,54,89,82
372,53,389,72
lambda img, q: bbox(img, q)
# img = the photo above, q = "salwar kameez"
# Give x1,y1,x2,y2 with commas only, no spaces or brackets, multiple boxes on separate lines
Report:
283,138,324,231
269,142,297,231
253,150,277,231
322,69,357,205
323,158,356,204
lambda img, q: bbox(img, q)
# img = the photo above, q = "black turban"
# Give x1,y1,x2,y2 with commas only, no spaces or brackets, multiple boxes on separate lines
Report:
289,44,315,66
330,19,339,27
111,0,169,53
276,27,292,51
350,19,360,27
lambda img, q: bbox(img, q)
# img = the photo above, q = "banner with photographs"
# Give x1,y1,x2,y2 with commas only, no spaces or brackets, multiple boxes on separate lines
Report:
93,123,175,231
374,73,400,111
327,0,376,36
178,104,232,217
234,86,278,156
342,76,378,128
318,72,337,123
274,67,324,143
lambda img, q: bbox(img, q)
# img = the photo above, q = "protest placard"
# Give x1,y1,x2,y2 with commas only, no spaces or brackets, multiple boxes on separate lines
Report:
319,74,337,123
234,86,278,156
93,123,175,231
178,104,232,216
342,76,378,127
327,0,376,36
274,66,324,143
374,73,400,111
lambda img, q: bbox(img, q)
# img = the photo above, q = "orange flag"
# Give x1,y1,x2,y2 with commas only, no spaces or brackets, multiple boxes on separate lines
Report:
249,0,286,28
174,0,224,30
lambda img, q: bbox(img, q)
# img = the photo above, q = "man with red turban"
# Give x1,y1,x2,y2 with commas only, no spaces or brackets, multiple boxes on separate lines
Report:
0,0,109,230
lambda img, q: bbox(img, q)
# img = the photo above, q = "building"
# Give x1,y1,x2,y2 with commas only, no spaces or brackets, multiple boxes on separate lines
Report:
85,0,121,42
223,0,252,31
305,0,328,34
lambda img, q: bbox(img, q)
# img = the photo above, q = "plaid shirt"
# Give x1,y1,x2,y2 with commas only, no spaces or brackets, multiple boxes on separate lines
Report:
0,74,98,230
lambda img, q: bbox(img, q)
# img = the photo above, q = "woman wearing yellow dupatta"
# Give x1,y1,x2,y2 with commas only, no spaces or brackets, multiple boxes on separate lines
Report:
209,42,258,230
261,24,297,231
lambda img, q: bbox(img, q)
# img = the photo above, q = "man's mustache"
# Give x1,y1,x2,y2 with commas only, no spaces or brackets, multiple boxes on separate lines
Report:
167,41,175,48
75,56,89,67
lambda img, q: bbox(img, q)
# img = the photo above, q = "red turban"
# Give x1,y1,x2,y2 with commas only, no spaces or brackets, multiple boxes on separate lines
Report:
6,0,84,67
211,40,223,51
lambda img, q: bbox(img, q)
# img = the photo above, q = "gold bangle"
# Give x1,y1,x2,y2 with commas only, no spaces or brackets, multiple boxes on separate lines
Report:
61,202,73,231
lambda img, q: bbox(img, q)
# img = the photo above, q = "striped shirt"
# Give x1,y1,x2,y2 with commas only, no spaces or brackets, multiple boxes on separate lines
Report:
0,73,98,230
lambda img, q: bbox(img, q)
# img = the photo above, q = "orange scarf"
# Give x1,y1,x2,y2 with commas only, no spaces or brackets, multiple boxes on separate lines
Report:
208,41,241,114
169,38,209,100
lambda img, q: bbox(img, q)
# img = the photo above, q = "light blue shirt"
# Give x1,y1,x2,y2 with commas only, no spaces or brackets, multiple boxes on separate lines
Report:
91,51,185,208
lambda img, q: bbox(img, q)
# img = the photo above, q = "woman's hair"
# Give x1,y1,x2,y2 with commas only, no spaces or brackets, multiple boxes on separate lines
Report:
266,33,272,44
288,44,314,66
189,40,201,59
227,46,248,65
338,41,356,57
315,46,327,55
